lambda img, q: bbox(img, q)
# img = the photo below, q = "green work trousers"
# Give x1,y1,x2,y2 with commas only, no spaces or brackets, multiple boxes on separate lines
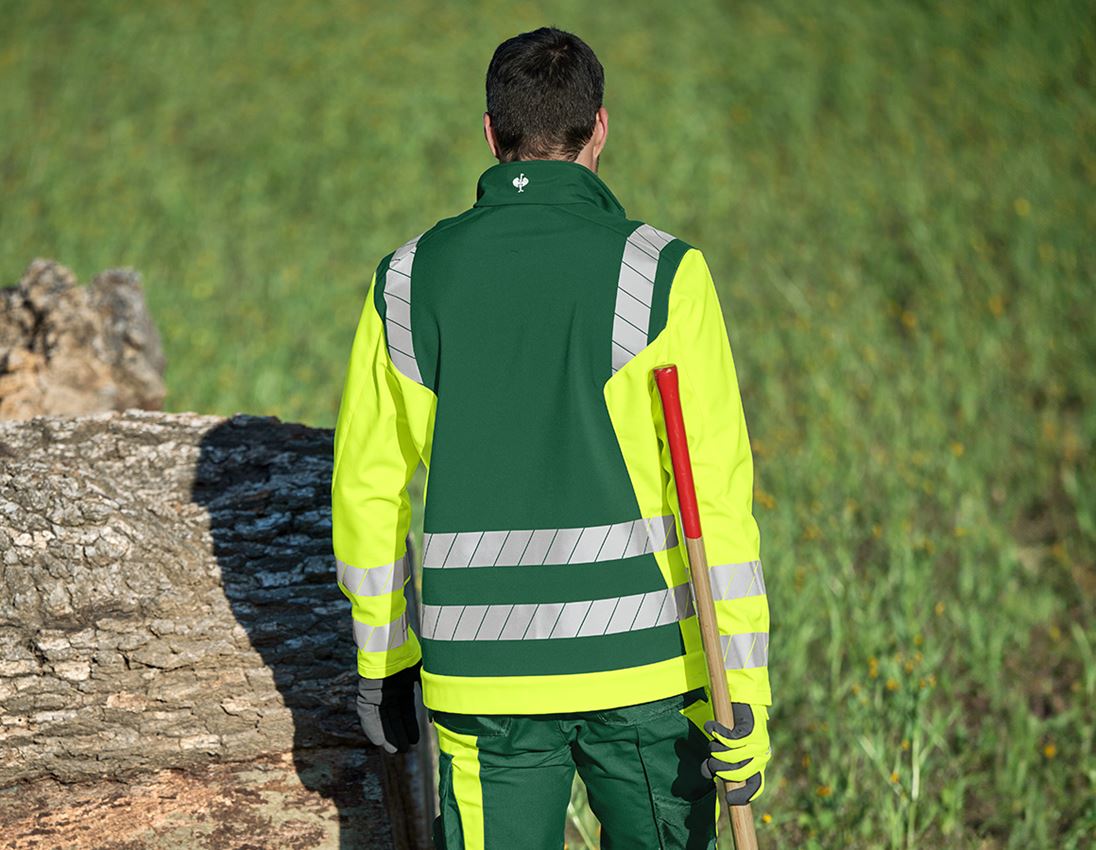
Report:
428,686,718,849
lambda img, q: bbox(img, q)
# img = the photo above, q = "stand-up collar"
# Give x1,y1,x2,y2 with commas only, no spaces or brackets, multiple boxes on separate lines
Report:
474,159,626,216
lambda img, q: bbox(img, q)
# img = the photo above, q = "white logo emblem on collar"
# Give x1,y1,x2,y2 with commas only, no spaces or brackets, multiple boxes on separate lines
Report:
512,173,529,193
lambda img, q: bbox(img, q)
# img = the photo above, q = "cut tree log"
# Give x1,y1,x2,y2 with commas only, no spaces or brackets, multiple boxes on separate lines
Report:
0,259,166,420
0,409,431,849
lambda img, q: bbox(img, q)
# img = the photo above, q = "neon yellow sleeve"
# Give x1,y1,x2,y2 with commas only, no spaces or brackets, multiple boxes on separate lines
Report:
331,271,435,679
665,249,772,706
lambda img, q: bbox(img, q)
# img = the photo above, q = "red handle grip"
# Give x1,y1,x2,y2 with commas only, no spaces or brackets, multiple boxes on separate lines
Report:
653,365,702,539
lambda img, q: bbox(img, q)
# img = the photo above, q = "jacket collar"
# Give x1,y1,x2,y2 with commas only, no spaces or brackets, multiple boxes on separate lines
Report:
473,159,626,216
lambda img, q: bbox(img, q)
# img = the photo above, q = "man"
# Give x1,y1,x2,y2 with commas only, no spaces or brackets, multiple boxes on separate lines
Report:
331,26,772,849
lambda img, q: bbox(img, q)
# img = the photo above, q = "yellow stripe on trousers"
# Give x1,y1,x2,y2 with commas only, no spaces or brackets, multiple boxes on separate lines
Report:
434,719,485,849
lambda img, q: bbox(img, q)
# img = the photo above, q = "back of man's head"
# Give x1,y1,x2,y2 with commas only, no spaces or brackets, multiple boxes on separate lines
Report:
486,27,604,162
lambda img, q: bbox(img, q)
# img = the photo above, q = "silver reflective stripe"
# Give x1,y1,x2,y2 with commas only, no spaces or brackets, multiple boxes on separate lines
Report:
336,554,409,597
709,560,766,601
419,582,694,641
384,232,425,384
422,514,678,569
611,224,676,373
353,612,409,653
720,632,768,670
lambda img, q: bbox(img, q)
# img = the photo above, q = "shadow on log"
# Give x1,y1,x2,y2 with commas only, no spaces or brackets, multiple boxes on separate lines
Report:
0,410,430,849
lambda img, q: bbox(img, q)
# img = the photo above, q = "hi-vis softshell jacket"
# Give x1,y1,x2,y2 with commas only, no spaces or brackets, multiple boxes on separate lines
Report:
331,159,771,715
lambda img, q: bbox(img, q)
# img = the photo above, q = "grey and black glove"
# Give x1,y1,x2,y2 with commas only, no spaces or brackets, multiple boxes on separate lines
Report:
355,661,422,754
700,702,771,806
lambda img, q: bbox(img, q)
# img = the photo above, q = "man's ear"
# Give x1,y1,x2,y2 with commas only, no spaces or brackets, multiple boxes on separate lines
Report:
483,112,500,159
591,106,609,158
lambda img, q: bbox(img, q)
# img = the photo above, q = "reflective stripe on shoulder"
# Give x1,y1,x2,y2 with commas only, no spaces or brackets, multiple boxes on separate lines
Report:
421,514,678,569
336,553,410,597
611,223,677,373
353,612,409,653
419,582,694,642
384,232,425,384
720,632,768,670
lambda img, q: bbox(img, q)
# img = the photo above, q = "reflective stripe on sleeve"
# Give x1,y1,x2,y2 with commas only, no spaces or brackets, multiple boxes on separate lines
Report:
709,560,766,601
419,582,694,641
353,612,409,653
422,514,678,569
384,232,424,384
611,224,676,373
336,553,410,597
720,632,769,670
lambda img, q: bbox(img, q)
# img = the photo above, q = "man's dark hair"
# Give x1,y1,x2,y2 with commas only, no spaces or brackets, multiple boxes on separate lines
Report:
486,27,604,162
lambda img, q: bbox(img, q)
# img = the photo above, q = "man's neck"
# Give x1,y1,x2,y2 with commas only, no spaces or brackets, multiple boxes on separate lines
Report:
503,147,599,174
572,147,598,173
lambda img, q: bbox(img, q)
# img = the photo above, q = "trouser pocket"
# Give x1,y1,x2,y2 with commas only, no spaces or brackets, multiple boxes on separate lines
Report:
644,692,718,850
577,688,717,850
433,712,575,849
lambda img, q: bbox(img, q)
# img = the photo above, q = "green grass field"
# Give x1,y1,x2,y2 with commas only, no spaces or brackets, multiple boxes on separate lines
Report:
2,0,1093,847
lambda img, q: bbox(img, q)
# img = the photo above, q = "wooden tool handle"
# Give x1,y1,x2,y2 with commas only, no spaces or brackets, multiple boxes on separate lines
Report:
654,365,760,850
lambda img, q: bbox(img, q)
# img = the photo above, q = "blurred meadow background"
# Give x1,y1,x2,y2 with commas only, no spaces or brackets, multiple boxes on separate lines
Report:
2,0,1093,847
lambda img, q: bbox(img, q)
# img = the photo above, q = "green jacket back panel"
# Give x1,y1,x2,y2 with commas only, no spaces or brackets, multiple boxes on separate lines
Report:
332,159,771,714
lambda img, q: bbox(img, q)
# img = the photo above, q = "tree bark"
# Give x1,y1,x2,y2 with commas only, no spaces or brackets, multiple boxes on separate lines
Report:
0,410,430,849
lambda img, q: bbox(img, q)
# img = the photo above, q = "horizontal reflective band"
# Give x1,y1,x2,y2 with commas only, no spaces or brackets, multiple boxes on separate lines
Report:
419,582,694,641
720,632,768,670
384,232,424,384
709,560,766,601
336,554,409,597
422,514,678,569
353,612,409,653
611,223,676,374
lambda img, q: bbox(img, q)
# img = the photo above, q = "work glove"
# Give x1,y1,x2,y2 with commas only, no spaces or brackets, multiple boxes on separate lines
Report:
355,660,422,754
700,703,771,805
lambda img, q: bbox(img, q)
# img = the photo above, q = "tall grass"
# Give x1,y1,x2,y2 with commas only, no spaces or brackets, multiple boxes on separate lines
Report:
2,1,1093,846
